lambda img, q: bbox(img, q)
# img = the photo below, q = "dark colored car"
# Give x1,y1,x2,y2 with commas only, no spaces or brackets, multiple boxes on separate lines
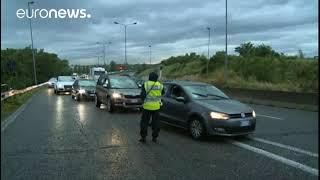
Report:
95,74,143,112
130,76,144,88
71,79,96,101
159,81,256,139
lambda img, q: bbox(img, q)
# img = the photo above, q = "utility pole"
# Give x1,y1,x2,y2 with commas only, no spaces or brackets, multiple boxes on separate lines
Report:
28,1,37,85
103,43,106,66
224,0,228,84
107,41,111,65
207,27,211,76
149,45,152,64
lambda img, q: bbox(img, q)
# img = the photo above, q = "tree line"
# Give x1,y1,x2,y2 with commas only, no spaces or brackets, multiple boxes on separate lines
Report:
1,47,71,89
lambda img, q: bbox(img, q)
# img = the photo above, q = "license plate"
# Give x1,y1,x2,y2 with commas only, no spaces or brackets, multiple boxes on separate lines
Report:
130,99,138,103
240,121,250,127
90,94,94,96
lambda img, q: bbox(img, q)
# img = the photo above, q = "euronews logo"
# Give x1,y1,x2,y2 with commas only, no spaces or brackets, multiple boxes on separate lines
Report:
16,9,91,19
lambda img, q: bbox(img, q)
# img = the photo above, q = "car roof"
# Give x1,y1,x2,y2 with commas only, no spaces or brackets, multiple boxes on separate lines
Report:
163,80,209,86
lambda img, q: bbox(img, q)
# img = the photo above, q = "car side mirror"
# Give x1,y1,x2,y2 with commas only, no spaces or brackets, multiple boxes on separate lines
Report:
175,96,185,103
103,83,108,88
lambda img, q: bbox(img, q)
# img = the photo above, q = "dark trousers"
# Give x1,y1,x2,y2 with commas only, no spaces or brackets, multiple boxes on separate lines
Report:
140,109,160,139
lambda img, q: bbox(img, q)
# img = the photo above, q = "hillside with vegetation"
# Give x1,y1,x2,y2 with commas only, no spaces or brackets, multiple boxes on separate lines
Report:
136,42,318,93
1,47,71,90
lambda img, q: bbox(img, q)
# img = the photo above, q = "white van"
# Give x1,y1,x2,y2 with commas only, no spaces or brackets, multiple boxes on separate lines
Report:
90,67,107,82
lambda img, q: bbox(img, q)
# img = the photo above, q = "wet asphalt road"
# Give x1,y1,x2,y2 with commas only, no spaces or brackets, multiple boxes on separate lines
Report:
1,88,318,180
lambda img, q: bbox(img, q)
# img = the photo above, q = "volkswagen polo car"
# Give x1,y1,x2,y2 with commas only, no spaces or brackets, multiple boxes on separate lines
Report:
159,80,256,139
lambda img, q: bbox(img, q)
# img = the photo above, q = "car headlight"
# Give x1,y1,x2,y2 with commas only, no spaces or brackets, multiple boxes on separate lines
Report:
210,112,229,120
252,110,256,118
79,89,85,94
112,92,122,98
57,84,63,88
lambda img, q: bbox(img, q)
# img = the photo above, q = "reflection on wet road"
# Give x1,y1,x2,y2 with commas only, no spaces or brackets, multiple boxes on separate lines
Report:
1,89,318,179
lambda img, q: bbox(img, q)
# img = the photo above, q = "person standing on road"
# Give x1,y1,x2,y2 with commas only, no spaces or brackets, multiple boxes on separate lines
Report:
139,72,165,143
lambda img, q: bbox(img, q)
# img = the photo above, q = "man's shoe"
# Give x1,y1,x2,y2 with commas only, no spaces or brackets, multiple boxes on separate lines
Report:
152,138,158,143
139,138,146,143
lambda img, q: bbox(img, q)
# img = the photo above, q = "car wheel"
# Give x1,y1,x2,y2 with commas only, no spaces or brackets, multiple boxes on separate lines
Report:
75,95,80,101
56,90,60,95
189,119,206,140
106,97,114,113
95,95,101,108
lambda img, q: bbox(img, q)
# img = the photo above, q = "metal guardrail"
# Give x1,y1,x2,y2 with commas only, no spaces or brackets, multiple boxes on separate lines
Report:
1,82,48,101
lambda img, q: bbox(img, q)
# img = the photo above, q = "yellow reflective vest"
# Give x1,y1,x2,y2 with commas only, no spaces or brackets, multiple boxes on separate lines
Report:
143,80,163,110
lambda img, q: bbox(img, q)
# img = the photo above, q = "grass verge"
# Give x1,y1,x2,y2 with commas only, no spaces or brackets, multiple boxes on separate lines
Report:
1,87,43,121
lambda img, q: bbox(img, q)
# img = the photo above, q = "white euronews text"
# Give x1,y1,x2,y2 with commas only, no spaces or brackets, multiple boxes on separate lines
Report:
16,8,91,19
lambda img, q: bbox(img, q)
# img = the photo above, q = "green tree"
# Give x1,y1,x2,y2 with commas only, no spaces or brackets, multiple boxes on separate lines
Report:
235,42,255,57
298,49,304,59
110,61,117,71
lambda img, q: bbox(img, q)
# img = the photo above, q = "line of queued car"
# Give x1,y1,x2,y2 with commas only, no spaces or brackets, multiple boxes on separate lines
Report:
47,73,256,139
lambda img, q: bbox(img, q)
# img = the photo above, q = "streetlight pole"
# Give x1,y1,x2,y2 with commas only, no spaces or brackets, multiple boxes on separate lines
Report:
124,25,127,65
107,41,111,65
28,1,37,85
207,27,211,76
149,45,152,64
114,21,137,65
103,43,106,66
224,0,228,84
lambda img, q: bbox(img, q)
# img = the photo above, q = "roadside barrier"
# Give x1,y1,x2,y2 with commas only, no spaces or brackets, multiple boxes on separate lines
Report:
1,82,48,101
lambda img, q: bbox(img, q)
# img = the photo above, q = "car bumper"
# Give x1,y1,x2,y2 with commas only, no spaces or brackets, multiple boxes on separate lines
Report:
57,88,72,92
206,117,256,136
112,98,143,109
79,93,95,99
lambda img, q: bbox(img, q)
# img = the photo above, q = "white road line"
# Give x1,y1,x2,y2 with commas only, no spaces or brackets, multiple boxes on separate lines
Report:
230,140,318,176
257,114,283,120
251,137,318,158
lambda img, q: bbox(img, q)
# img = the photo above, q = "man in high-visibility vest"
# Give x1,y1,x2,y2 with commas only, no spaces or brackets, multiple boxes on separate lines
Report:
139,72,165,143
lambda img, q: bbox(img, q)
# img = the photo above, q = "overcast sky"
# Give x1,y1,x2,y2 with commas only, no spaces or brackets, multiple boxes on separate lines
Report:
1,0,318,65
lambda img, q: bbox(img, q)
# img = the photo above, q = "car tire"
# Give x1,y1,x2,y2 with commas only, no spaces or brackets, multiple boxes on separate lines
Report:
75,95,80,101
189,119,206,140
56,90,60,95
95,94,101,108
106,97,114,113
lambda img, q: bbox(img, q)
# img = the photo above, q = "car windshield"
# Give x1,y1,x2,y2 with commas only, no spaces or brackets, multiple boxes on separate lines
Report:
79,80,96,87
184,85,229,100
94,71,105,76
109,76,138,89
58,76,73,81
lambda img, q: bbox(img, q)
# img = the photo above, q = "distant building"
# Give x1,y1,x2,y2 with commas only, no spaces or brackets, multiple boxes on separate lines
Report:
115,65,127,71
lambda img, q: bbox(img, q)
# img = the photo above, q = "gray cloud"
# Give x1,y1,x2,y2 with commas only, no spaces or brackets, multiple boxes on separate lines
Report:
1,0,318,65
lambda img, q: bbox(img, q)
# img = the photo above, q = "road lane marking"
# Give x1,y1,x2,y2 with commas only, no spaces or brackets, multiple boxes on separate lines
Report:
230,140,318,176
250,137,318,158
257,114,283,120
